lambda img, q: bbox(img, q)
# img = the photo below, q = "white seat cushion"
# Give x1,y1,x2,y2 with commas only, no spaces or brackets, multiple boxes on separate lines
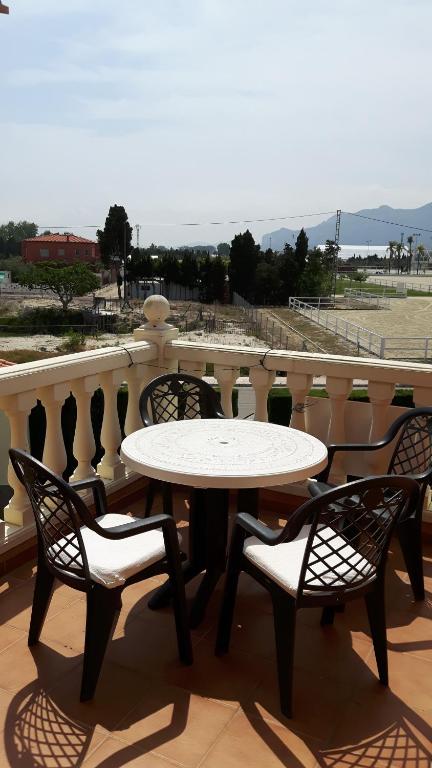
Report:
244,525,375,597
51,513,180,589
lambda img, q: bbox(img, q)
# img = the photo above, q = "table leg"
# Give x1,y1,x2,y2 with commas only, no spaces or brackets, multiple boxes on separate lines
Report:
237,488,259,518
148,488,207,610
189,488,229,629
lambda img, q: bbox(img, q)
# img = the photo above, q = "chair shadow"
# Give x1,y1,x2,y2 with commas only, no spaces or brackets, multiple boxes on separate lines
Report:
4,670,191,768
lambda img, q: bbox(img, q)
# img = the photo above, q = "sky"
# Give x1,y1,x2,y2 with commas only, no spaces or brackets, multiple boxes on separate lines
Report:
1,0,431,247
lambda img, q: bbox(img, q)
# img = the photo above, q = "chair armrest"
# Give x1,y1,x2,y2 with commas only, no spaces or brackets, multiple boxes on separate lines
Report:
85,513,176,540
70,477,108,517
235,513,281,544
317,438,393,482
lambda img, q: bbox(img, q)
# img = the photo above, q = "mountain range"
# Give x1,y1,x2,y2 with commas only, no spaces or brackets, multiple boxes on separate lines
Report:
261,203,432,251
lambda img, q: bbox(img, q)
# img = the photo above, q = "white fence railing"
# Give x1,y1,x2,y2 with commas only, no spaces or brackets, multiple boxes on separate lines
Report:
343,289,391,309
288,297,432,360
367,277,432,293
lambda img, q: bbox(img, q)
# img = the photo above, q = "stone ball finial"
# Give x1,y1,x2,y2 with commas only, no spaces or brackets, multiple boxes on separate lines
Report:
143,294,171,328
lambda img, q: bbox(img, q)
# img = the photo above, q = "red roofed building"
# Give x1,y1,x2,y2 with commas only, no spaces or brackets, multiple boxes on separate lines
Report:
22,233,100,264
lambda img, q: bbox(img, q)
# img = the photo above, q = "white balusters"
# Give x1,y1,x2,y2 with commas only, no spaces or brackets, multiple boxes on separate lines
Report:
124,363,148,436
214,365,239,418
178,360,206,378
97,370,126,481
367,380,395,473
286,373,312,431
38,383,70,476
326,376,353,483
70,375,98,481
249,366,276,422
0,392,36,526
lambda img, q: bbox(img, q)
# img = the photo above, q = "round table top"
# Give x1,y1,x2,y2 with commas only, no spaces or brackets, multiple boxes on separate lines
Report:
120,419,328,489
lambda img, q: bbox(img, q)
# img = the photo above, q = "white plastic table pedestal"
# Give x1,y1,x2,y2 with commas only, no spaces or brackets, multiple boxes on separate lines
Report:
121,419,327,627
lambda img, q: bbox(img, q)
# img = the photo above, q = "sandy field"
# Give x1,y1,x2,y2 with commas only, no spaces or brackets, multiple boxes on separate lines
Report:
327,296,432,337
0,329,265,355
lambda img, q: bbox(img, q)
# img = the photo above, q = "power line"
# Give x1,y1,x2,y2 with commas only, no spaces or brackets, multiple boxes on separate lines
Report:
342,211,432,235
36,210,336,230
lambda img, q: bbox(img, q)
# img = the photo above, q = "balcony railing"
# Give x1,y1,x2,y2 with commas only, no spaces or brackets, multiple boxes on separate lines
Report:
1,296,432,554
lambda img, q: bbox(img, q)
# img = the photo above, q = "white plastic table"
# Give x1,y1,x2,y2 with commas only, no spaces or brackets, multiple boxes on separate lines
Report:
121,419,327,625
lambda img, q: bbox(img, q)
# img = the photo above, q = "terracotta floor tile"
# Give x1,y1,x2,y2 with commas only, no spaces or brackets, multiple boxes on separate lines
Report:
50,660,153,731
387,594,432,662
0,686,15,734
112,683,235,767
82,737,175,767
0,637,81,693
0,577,81,632
200,710,321,768
2,684,106,767
0,622,26,654
244,660,360,742
157,638,264,709
320,691,432,767
363,649,432,713
105,607,203,677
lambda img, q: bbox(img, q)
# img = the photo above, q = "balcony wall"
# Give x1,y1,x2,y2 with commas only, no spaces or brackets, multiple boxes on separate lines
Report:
0,303,432,557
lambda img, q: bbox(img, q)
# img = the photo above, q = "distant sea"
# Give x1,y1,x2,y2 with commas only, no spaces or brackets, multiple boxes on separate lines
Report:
319,244,388,260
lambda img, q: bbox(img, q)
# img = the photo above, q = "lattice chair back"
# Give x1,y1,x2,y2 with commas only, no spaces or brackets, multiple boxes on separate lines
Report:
9,449,91,584
388,409,432,484
139,373,224,427
296,476,416,601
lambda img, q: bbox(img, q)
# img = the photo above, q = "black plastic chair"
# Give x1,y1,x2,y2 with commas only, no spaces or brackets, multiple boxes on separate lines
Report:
9,449,193,702
308,406,432,600
139,373,224,517
215,475,419,718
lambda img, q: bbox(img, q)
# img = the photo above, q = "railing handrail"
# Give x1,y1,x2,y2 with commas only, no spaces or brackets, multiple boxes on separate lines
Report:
0,342,156,396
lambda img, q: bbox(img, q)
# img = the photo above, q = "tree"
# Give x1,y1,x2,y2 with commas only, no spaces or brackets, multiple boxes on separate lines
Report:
277,243,299,302
19,263,99,311
416,243,426,274
0,220,38,257
217,242,230,257
298,248,332,296
255,261,280,305
158,253,180,292
210,255,227,302
179,251,200,289
97,205,133,299
294,229,309,274
198,253,212,302
387,240,398,274
228,230,260,301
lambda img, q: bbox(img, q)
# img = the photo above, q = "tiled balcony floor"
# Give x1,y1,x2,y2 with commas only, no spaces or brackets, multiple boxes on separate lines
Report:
0,491,431,767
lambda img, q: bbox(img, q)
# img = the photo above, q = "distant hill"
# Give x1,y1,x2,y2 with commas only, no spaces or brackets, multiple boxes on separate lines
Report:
262,203,432,251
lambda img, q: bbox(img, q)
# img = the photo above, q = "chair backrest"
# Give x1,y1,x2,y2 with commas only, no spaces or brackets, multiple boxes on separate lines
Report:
387,408,432,485
9,449,91,584
139,373,224,427
293,475,419,601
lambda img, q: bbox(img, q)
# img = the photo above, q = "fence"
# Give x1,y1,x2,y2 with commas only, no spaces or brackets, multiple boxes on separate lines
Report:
288,297,432,360
367,277,432,293
343,289,391,308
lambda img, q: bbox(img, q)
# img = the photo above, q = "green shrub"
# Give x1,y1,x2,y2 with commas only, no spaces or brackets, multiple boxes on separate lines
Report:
60,330,86,354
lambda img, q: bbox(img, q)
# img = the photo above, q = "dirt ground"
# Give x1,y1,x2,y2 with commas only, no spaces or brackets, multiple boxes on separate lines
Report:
326,296,432,337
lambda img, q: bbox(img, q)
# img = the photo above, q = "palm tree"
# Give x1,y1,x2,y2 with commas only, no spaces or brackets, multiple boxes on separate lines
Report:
394,242,404,274
386,241,397,273
416,243,426,274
